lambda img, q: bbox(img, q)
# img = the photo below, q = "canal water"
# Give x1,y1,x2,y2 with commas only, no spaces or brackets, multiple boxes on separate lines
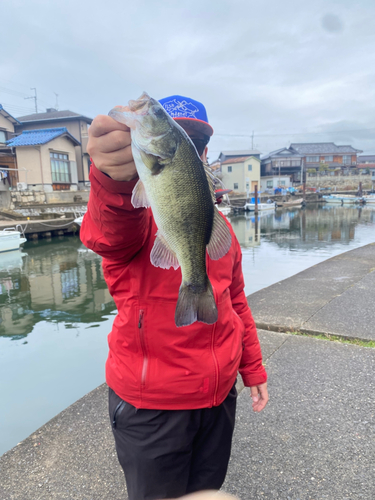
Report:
1,204,375,456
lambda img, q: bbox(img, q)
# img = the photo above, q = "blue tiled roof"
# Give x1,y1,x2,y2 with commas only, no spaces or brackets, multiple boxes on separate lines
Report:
6,127,80,147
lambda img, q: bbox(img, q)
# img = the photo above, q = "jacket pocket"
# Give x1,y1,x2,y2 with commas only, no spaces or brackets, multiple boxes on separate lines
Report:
138,309,148,388
112,400,127,430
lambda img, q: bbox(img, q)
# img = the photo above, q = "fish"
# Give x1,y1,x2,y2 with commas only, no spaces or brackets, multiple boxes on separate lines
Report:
109,92,231,327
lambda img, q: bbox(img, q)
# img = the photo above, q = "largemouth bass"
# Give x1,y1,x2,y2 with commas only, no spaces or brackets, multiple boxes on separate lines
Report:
109,92,231,327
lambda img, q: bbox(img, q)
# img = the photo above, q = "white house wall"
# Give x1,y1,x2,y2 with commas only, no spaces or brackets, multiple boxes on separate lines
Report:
221,157,261,193
15,136,78,189
0,114,15,133
260,176,291,191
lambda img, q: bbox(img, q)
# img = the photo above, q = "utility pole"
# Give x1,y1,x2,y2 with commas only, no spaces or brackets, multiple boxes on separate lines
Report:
54,92,59,110
25,88,38,113
251,131,254,149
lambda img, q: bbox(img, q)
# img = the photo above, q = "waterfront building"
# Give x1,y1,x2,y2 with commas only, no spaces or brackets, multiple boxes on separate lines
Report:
290,142,363,175
6,128,81,192
15,108,92,189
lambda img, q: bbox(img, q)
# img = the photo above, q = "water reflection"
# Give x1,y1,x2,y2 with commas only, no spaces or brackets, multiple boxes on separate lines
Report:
229,205,375,250
0,237,114,340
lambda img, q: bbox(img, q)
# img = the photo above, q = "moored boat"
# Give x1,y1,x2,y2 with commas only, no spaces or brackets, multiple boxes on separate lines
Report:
276,197,304,208
0,228,27,253
362,194,375,204
323,194,362,205
244,199,276,212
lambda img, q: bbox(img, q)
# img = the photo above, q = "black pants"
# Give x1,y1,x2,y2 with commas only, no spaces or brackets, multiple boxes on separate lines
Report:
109,383,237,500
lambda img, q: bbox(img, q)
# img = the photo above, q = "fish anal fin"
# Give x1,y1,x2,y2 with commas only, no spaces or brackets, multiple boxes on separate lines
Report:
131,179,151,208
150,231,180,270
207,208,232,260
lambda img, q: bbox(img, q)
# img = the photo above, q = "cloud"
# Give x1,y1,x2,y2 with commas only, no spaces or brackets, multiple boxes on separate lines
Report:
321,13,344,33
1,0,375,155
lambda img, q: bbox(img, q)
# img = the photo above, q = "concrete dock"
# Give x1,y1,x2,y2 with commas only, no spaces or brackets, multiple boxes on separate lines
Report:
1,244,374,499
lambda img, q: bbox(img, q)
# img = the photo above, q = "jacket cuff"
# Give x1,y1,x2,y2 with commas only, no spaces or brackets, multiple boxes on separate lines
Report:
241,369,268,388
91,162,138,194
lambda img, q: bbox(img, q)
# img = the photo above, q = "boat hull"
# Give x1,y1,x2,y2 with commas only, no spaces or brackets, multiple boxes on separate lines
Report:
0,231,27,253
245,203,276,212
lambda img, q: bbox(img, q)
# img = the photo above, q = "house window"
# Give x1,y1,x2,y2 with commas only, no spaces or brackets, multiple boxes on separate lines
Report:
280,180,286,186
266,180,273,188
248,164,252,171
343,155,351,165
324,156,333,162
227,166,232,172
0,130,6,143
306,156,319,162
234,183,238,189
50,152,71,183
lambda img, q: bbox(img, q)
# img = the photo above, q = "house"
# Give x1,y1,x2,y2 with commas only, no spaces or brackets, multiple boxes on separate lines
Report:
261,147,303,183
290,142,363,174
15,108,92,189
218,150,261,163
220,156,261,194
0,105,22,190
7,128,81,191
260,175,291,193
357,155,375,164
357,155,375,182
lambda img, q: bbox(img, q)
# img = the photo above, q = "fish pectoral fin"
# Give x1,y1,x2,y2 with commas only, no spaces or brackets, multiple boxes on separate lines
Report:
139,148,160,171
131,179,151,208
158,157,172,166
138,149,166,176
207,208,232,260
150,231,180,270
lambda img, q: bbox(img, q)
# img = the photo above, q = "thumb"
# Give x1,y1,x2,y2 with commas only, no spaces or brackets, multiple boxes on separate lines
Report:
250,386,259,402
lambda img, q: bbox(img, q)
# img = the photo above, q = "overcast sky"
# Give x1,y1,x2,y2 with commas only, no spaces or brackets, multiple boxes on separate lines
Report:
1,0,375,160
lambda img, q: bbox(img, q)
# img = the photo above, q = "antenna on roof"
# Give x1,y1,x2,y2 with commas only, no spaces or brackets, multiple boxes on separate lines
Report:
25,88,38,113
54,92,59,111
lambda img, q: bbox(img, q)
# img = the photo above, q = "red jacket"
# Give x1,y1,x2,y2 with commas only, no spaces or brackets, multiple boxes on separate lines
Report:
80,165,267,410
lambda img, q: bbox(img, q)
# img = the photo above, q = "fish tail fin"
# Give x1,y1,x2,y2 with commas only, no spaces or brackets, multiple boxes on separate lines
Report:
175,280,218,327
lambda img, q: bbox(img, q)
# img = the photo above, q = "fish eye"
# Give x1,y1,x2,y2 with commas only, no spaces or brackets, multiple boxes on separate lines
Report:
153,107,164,117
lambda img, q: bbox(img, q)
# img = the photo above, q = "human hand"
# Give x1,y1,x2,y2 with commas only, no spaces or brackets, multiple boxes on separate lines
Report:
172,491,237,500
87,114,138,181
250,382,269,412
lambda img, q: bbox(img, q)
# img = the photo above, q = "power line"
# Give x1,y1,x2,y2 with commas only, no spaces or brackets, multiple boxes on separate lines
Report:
215,127,375,139
2,102,35,114
24,88,38,113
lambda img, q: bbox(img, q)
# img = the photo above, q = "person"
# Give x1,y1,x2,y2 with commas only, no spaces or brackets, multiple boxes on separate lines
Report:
80,94,268,500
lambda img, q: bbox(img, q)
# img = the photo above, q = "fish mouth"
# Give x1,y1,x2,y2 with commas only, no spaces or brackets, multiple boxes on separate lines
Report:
128,91,151,114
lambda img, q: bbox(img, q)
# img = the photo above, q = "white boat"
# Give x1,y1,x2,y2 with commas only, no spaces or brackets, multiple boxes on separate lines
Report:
217,205,231,215
244,200,276,212
0,228,27,253
362,194,375,204
322,194,362,205
74,215,84,226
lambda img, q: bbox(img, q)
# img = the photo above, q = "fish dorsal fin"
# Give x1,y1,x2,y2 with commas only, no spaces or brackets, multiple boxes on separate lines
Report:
150,230,180,270
207,208,232,260
203,162,216,204
131,179,151,208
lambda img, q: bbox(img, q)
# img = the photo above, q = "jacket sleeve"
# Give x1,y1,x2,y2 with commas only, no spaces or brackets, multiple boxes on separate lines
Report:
229,235,268,387
80,163,151,262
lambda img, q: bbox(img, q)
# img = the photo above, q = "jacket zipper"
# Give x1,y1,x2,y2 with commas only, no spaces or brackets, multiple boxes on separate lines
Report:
208,255,219,406
138,309,148,388
211,320,219,406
